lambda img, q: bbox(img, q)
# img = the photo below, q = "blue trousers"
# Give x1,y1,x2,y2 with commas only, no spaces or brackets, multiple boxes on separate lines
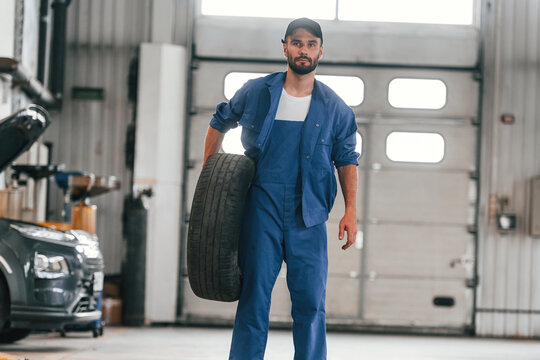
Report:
229,182,328,360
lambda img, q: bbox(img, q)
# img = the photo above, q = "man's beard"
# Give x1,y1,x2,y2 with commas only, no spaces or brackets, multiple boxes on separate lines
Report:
288,54,319,75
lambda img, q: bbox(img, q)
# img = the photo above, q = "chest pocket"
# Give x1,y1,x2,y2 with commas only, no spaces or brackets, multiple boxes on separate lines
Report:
239,111,265,157
313,133,333,169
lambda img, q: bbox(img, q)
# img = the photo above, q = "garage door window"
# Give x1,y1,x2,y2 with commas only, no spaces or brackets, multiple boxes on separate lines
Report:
338,0,474,25
222,127,244,155
225,72,364,107
386,131,444,163
201,0,336,20
317,75,364,106
356,132,363,157
388,78,447,110
224,72,268,100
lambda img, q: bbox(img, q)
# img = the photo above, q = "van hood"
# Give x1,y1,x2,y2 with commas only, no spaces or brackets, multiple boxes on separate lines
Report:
0,105,50,173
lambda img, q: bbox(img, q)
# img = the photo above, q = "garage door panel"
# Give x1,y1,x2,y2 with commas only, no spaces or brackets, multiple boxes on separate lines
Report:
186,167,200,215
193,62,282,110
182,273,292,322
193,62,478,120
329,169,364,222
327,220,362,275
370,171,471,224
326,277,360,318
364,278,472,326
367,224,474,278
181,278,237,320
355,69,478,118
196,18,479,68
269,275,292,320
370,123,477,171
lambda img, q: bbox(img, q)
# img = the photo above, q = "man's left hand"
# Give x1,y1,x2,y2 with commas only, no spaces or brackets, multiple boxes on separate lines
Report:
338,210,357,250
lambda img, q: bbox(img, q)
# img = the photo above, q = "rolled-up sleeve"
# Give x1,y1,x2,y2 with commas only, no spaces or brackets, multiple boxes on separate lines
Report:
332,107,360,167
209,81,249,133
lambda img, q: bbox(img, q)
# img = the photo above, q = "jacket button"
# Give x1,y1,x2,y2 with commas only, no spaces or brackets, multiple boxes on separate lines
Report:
316,123,320,127
306,155,310,159
251,125,255,128
321,139,325,143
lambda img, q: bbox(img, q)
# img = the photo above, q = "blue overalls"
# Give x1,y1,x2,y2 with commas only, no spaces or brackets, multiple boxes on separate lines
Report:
229,119,328,359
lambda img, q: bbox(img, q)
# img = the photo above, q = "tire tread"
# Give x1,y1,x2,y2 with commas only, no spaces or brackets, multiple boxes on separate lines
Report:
187,153,255,301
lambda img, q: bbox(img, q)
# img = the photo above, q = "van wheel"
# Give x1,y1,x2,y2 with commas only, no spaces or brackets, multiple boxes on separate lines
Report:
0,277,30,343
0,276,8,329
187,153,255,302
0,328,30,343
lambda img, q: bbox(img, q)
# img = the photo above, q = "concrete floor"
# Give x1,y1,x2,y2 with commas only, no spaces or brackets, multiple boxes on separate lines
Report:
0,326,539,360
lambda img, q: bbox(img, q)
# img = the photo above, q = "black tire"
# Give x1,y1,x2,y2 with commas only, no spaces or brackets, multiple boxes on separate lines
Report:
188,153,255,302
0,276,8,329
0,276,30,343
0,328,30,343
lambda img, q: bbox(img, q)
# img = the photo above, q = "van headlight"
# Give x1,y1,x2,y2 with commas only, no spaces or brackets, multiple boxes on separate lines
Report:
34,253,70,279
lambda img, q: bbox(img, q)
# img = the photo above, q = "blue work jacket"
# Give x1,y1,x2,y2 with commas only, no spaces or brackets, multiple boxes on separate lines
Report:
210,71,359,227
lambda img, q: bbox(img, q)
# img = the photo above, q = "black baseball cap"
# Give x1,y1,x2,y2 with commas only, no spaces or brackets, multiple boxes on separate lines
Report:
281,17,323,44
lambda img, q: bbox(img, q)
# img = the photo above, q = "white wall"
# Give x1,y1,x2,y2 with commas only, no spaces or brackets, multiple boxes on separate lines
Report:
477,0,540,337
135,43,186,323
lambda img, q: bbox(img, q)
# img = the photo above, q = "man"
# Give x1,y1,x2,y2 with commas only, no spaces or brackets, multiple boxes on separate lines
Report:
203,17,359,360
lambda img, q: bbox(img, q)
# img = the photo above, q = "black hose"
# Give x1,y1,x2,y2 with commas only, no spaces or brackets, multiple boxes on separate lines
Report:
49,0,69,103
37,0,49,84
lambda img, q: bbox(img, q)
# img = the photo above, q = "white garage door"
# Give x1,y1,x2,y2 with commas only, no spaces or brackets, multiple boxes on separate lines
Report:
321,67,479,332
182,61,479,333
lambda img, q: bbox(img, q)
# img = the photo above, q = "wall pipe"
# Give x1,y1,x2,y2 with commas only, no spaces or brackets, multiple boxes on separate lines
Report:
37,0,50,85
0,57,56,107
48,0,69,104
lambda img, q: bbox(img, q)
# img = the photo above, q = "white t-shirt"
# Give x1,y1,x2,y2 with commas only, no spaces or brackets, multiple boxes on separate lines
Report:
275,89,312,122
